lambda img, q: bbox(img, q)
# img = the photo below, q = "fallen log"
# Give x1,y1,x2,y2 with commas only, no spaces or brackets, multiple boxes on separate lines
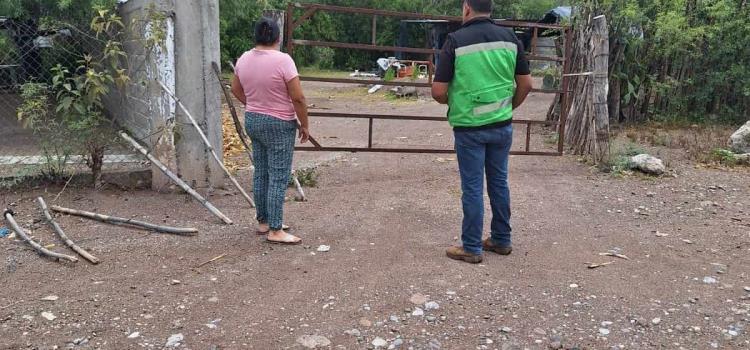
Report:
50,205,198,236
157,80,256,210
36,197,101,264
119,131,233,225
3,209,78,263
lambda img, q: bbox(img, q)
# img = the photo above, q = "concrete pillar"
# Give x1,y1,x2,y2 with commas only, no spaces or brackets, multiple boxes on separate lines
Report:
173,0,223,189
111,0,223,190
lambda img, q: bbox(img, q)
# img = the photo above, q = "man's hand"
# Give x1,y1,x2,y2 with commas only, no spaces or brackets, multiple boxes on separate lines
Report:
512,74,533,110
431,82,449,105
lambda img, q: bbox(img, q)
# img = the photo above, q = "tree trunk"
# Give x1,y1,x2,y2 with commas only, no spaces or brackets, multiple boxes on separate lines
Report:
89,146,105,189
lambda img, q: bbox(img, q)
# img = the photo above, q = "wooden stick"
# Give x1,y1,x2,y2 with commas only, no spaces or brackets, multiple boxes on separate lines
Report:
196,253,227,268
157,80,256,210
50,205,198,236
36,197,101,264
3,209,78,263
119,131,233,225
212,61,309,201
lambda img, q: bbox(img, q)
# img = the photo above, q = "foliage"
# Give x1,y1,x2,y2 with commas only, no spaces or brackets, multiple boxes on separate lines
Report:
218,0,566,68
16,6,128,188
577,0,750,125
291,168,319,188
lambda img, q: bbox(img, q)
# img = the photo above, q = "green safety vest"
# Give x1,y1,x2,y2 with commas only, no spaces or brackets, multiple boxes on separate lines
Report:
447,41,518,128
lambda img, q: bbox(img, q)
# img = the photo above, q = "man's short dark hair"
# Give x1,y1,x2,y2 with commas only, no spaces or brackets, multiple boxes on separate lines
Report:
465,0,493,14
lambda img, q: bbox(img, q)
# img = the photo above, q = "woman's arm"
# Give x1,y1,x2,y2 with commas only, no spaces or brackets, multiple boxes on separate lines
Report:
231,75,246,105
286,77,310,143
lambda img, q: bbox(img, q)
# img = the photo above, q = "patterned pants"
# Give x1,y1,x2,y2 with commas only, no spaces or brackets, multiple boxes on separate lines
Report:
245,112,296,230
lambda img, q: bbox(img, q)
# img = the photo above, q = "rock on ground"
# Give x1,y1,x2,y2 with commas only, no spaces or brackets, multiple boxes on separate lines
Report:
296,335,331,349
165,334,184,348
729,120,750,154
630,154,666,175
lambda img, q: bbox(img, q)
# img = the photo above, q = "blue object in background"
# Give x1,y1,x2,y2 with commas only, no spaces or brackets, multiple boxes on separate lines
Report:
0,227,9,238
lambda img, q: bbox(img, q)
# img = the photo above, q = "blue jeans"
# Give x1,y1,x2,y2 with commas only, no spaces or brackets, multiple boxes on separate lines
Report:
245,112,296,231
454,125,513,255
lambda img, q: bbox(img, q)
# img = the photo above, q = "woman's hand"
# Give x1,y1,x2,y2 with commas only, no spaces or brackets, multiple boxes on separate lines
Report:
298,125,310,144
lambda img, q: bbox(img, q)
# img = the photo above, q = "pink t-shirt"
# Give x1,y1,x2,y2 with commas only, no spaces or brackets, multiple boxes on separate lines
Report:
235,49,299,120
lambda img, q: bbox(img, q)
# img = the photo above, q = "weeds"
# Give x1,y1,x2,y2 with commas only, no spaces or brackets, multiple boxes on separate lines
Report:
290,168,318,188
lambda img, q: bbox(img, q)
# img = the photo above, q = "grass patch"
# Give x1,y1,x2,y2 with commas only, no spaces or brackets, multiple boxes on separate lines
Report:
290,167,318,188
600,141,647,176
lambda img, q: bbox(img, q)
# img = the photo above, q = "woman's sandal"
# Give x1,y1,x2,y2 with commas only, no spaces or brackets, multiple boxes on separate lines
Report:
256,224,291,235
266,233,302,245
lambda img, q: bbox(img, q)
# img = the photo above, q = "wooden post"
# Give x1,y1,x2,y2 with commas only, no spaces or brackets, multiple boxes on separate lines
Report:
372,16,377,45
592,15,610,163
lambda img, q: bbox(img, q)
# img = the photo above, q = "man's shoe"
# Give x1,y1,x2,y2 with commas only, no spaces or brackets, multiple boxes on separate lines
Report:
482,239,512,255
446,246,483,264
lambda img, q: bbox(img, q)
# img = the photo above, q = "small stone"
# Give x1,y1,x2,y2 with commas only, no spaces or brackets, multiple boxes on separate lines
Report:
41,295,59,301
601,321,613,327
297,335,331,349
635,317,650,328
727,330,739,337
410,293,428,305
72,338,88,345
344,329,361,337
599,328,610,336
165,333,184,348
743,286,750,292
652,318,662,325
428,339,442,350
41,312,56,321
439,315,448,321
426,316,437,322
128,332,140,339
372,337,387,348
359,318,372,327
569,283,579,289
391,338,404,348
424,301,440,310
389,315,400,323
170,280,181,285
207,296,219,303
316,245,330,252
533,328,546,335
500,327,512,333
549,335,563,349
412,308,424,317
711,263,728,274
703,277,718,284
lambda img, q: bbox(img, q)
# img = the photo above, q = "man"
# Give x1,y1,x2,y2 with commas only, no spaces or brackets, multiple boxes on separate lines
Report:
432,0,533,264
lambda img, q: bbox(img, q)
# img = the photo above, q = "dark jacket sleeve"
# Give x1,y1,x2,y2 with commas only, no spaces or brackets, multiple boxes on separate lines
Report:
433,35,456,83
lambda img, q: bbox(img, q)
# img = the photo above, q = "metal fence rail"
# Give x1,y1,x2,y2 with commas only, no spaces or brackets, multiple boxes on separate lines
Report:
287,3,572,156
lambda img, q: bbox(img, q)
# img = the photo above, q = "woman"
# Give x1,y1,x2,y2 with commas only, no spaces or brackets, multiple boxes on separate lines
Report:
231,17,310,245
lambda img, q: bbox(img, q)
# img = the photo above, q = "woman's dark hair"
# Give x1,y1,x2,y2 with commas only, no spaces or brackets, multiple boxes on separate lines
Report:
254,17,280,46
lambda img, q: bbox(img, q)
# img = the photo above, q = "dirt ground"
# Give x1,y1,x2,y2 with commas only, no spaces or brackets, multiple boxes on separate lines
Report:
1,80,749,350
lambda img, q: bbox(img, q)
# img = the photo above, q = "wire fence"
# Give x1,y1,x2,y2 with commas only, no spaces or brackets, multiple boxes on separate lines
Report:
0,16,148,187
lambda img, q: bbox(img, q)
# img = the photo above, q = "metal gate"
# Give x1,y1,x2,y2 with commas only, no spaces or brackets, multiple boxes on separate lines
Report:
286,3,572,156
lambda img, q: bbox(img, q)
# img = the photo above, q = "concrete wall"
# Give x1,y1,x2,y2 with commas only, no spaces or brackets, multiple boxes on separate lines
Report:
107,0,222,190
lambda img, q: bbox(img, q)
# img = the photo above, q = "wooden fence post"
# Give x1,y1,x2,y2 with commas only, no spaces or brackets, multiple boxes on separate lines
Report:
592,15,610,163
